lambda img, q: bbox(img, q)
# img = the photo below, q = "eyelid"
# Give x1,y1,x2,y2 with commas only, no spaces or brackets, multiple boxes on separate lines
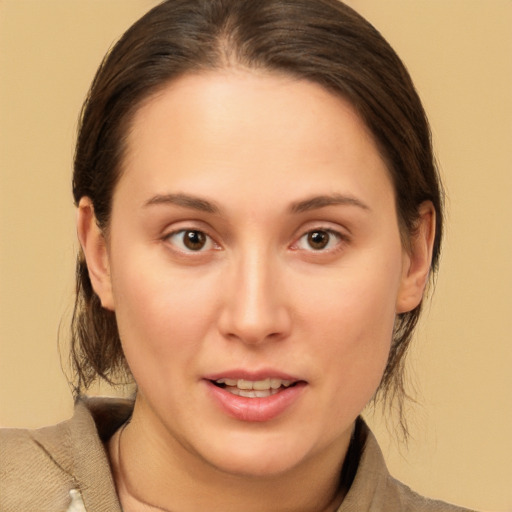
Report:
290,225,350,252
163,226,221,254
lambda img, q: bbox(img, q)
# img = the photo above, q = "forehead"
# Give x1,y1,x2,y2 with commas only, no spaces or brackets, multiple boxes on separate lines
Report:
128,69,374,150
117,69,393,211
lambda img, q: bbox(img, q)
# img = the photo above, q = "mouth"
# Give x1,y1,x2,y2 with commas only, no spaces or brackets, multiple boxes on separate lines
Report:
205,373,306,421
211,378,297,398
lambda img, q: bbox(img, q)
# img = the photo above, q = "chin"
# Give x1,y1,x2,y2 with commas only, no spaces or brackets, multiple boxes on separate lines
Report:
207,448,305,478
192,426,329,478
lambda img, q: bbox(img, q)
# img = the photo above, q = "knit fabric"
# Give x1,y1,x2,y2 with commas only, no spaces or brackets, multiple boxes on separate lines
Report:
0,397,476,512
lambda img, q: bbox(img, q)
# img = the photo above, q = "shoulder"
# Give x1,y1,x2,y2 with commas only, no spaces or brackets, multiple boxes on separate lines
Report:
0,419,76,511
381,474,477,512
0,397,132,512
338,419,478,512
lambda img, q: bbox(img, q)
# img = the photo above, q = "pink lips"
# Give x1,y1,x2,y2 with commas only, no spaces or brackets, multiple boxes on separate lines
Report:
203,371,307,422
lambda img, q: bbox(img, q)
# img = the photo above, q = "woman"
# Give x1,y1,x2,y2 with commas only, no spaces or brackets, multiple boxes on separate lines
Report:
1,1,476,511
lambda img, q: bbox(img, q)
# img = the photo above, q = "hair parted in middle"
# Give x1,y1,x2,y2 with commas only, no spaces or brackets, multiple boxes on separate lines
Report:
71,0,443,431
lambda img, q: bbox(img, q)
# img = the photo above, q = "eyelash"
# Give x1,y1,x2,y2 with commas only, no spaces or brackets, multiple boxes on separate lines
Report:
164,229,218,253
292,228,348,253
162,227,349,255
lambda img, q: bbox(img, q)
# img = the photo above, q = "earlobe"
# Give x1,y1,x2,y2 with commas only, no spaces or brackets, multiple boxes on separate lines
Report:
396,201,436,314
76,197,115,311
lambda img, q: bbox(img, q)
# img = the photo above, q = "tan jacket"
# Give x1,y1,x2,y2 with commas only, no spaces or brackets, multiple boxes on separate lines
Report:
0,397,475,512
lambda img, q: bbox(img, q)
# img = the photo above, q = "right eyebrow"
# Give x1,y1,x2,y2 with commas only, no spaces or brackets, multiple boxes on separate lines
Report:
290,193,370,214
143,193,220,214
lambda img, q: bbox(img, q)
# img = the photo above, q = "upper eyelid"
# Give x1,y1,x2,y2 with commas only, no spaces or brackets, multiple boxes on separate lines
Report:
293,222,351,240
160,221,350,246
289,227,350,253
164,229,220,254
162,221,216,239
296,227,347,243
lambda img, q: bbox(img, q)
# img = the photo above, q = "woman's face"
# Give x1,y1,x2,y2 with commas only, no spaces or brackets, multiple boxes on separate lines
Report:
89,70,424,477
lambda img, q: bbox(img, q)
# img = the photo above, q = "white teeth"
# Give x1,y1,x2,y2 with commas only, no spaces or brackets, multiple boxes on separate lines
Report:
253,379,271,390
270,378,282,389
215,378,293,391
228,388,280,398
238,379,254,390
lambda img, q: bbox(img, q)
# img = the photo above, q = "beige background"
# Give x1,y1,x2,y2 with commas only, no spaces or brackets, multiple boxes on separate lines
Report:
1,1,510,510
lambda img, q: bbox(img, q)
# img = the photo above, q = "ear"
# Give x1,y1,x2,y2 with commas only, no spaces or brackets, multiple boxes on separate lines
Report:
76,197,115,311
396,201,436,314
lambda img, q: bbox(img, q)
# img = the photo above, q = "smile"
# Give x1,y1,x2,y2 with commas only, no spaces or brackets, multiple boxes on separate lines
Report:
213,378,294,398
206,376,306,422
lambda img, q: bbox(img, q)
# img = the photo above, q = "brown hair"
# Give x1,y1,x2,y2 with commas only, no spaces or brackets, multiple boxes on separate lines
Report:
71,0,443,428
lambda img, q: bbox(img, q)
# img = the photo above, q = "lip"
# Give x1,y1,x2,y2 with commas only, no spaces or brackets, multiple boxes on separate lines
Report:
204,369,301,382
203,369,307,422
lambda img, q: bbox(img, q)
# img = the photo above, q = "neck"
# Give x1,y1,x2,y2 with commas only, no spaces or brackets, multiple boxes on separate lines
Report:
108,400,355,512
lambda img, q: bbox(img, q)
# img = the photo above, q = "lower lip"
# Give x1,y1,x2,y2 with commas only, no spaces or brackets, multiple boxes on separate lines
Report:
205,381,306,422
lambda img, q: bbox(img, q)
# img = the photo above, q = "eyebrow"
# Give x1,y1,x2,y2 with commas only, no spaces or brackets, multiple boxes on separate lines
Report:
143,193,219,214
290,194,370,214
143,192,369,215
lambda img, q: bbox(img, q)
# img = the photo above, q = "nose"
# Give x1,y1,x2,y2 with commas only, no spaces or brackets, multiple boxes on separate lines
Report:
217,251,292,345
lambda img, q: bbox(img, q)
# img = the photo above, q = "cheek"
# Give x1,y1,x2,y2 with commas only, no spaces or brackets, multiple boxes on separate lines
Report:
306,287,394,423
304,262,399,343
109,248,222,371
301,253,402,392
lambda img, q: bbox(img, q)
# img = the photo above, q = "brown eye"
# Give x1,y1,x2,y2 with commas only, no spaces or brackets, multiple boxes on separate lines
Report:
167,229,213,252
183,230,207,250
293,228,344,253
307,230,330,250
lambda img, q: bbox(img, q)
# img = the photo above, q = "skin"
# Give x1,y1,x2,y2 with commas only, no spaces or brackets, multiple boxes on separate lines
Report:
78,69,435,512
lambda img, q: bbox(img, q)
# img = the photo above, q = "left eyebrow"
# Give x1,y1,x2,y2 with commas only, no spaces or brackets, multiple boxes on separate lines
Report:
143,193,220,214
289,194,370,214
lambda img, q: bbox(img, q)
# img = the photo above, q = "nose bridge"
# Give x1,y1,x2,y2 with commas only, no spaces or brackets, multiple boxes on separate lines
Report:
220,244,290,344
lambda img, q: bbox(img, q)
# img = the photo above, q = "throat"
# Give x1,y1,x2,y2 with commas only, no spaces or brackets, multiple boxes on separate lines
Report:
109,396,354,512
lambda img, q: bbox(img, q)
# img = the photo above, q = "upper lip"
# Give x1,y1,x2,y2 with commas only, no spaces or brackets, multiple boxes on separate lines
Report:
203,369,304,383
